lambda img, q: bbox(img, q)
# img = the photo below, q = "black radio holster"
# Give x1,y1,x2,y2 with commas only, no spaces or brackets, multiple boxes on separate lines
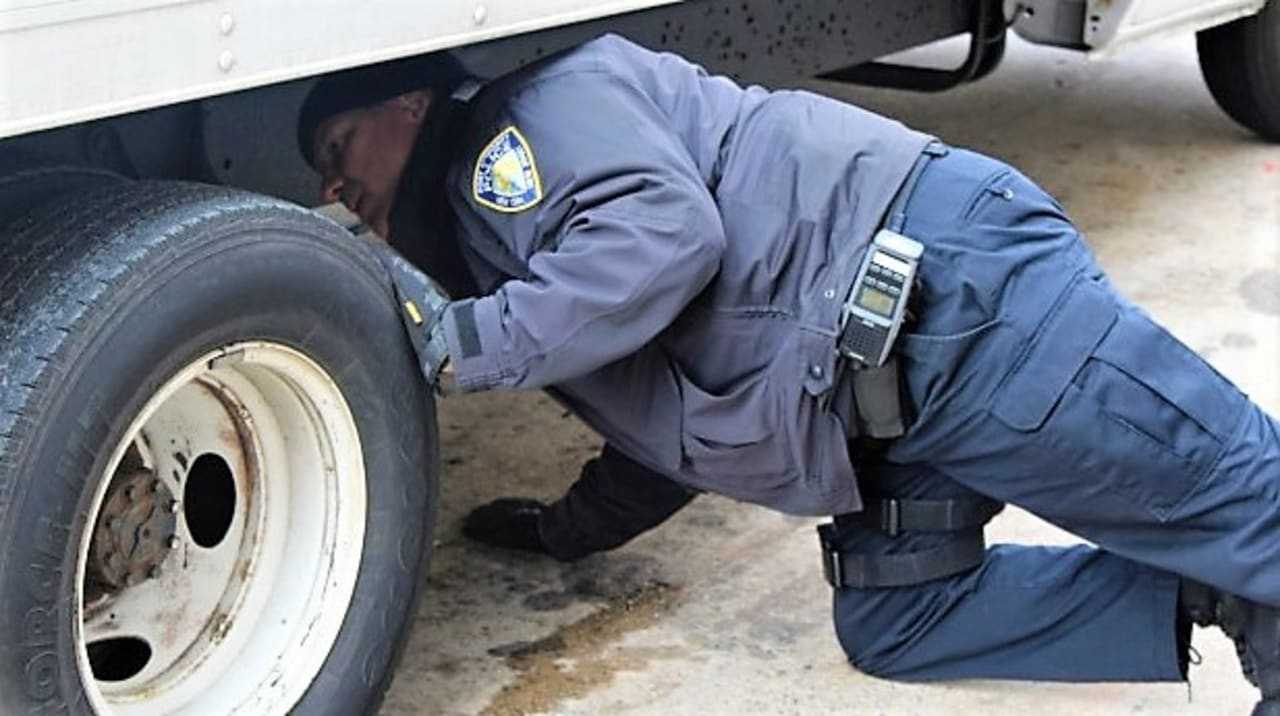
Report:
851,356,909,440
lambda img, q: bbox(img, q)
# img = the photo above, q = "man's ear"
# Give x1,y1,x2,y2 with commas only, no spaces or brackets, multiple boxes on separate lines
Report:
392,90,434,123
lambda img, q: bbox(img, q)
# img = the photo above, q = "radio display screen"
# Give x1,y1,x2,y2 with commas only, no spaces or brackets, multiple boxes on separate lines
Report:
857,285,895,317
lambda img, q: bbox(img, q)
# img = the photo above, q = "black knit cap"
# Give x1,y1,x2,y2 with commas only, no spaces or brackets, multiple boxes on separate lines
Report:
297,52,467,167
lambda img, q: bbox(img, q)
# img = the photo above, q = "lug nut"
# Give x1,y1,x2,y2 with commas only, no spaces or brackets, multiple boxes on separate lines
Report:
126,485,139,502
169,500,181,514
148,566,162,580
152,480,164,493
168,536,181,550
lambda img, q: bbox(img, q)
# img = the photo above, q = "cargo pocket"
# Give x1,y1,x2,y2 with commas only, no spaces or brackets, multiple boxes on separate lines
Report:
990,274,1247,520
1076,303,1247,490
989,274,1116,432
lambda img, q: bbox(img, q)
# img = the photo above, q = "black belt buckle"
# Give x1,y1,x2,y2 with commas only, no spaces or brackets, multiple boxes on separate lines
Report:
881,498,901,537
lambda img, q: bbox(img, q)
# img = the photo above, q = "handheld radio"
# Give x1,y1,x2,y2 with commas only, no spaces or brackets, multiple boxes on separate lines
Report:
837,229,924,368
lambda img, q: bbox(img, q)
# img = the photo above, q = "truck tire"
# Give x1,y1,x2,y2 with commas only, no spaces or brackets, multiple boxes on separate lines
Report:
0,182,438,715
1197,2,1280,141
0,159,123,231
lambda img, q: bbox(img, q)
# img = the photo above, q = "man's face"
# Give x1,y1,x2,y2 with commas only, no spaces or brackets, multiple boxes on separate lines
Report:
312,90,432,238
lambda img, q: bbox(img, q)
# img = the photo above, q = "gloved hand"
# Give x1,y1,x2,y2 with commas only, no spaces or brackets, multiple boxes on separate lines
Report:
462,498,549,555
366,241,453,393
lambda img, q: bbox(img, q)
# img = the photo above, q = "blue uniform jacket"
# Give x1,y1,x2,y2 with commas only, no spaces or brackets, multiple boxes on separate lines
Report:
439,35,932,515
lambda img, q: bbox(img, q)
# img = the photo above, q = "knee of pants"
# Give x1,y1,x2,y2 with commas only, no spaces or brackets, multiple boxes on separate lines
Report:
832,585,939,680
843,639,906,679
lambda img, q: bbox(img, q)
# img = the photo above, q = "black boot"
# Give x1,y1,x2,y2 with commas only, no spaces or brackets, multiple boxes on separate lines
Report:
1180,579,1280,715
462,498,550,555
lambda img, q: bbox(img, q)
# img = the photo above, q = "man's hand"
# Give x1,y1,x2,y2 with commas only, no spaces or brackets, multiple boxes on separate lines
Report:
462,498,550,555
367,241,453,393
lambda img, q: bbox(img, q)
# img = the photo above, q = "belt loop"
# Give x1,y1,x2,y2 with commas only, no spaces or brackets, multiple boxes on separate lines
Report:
922,141,949,158
887,140,947,234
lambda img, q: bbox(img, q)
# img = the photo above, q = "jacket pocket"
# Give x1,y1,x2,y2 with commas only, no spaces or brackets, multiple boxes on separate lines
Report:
675,365,793,482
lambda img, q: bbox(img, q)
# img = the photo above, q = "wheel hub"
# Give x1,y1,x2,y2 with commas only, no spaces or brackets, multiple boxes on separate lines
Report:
88,466,178,590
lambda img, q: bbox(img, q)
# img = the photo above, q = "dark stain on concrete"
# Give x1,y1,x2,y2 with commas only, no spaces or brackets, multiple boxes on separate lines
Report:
426,556,554,619
683,511,729,529
523,589,577,612
564,553,667,598
1223,332,1258,350
520,553,669,611
1241,271,1280,316
482,581,684,716
747,616,808,648
488,634,567,658
499,572,538,595
427,658,464,676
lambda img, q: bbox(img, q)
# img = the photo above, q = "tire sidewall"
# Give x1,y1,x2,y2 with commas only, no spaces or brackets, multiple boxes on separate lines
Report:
0,202,436,715
1198,1,1280,140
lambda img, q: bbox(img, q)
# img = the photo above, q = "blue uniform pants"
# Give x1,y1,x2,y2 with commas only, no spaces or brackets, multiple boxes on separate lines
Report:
831,147,1280,681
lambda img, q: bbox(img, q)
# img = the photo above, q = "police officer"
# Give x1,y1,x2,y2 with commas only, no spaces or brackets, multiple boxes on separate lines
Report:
298,35,1280,713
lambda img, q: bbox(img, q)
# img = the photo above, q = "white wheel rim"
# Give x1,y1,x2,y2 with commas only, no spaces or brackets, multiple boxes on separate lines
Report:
75,342,367,715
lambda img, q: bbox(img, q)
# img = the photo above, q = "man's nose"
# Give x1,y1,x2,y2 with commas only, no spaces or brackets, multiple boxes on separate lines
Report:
320,175,344,204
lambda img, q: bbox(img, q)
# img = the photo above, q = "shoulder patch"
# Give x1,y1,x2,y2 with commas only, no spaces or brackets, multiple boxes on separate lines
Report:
473,126,543,213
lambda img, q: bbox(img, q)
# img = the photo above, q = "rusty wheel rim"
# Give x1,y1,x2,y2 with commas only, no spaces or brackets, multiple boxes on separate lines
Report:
75,342,366,714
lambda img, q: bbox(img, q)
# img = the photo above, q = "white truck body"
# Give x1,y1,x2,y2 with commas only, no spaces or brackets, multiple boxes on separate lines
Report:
1085,0,1266,53
0,0,675,140
1,0,1268,142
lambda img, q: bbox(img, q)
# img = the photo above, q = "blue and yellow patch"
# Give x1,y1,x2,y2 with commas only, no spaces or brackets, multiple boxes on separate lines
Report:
473,126,543,213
